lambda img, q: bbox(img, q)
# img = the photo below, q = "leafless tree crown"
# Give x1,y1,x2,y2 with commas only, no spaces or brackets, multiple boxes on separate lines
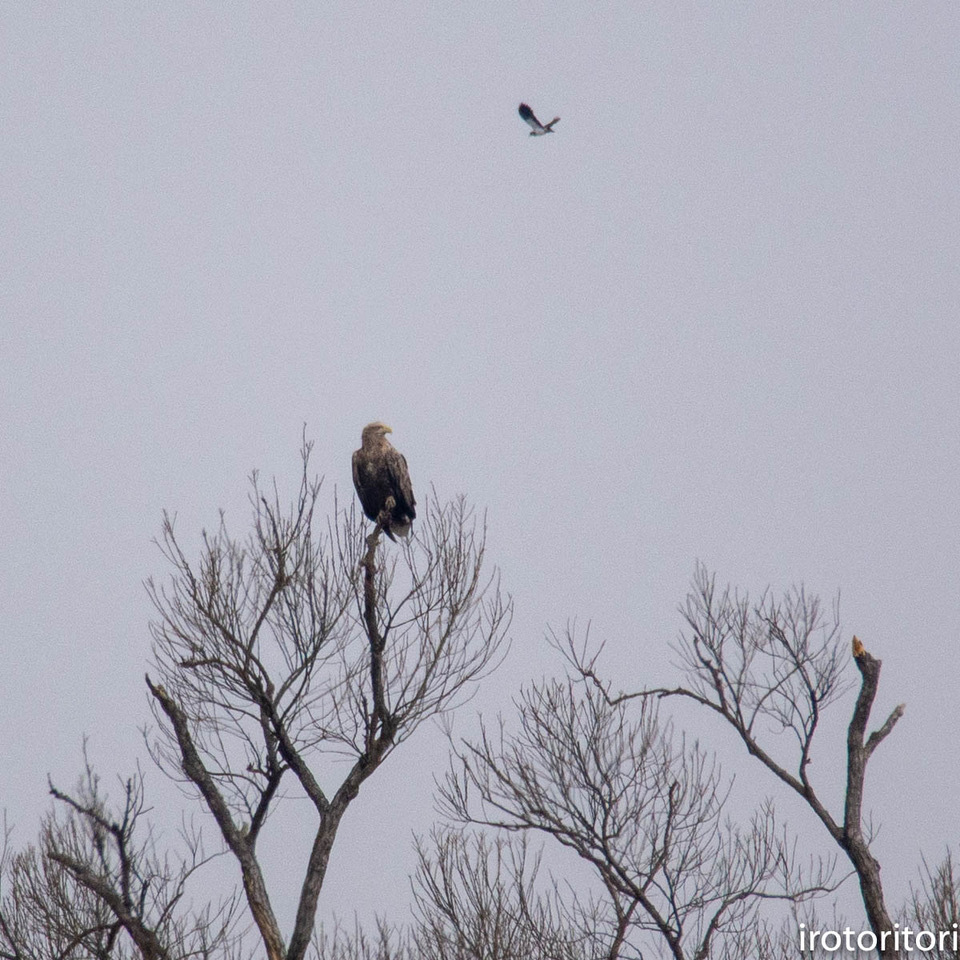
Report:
0,754,241,960
438,655,835,959
1,446,510,960
557,564,907,957
3,482,940,960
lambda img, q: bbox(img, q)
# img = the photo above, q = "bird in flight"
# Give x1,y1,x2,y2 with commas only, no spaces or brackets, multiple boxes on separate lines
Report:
352,422,417,542
518,103,560,136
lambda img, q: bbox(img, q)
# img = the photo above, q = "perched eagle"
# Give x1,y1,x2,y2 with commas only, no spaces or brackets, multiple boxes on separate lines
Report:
352,422,416,541
518,102,560,136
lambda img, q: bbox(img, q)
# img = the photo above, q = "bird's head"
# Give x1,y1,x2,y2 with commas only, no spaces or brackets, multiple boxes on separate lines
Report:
362,421,393,444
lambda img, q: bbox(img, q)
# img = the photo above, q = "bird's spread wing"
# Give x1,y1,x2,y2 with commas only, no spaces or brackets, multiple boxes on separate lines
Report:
518,103,542,131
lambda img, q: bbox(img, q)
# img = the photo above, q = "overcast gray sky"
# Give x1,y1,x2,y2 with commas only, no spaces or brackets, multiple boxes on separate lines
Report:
3,0,958,934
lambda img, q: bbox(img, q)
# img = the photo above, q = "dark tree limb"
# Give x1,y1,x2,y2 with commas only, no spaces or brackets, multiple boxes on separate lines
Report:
46,851,170,960
559,571,905,959
843,646,905,956
140,452,508,960
362,524,397,743
146,678,286,960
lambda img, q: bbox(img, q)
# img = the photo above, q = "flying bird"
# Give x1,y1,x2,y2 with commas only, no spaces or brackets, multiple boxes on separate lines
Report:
518,102,560,136
352,422,416,542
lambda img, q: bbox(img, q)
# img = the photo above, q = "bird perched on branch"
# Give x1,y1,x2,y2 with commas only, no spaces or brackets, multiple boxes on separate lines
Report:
352,422,416,541
518,102,560,136
852,635,866,658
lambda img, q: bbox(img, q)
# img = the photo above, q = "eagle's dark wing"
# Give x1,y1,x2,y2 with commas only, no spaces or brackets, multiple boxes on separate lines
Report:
518,102,543,131
352,450,380,521
385,448,416,523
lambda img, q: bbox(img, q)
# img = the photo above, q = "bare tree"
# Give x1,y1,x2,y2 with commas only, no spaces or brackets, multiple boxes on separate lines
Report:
142,445,510,960
310,828,624,960
908,851,960,959
3,481,924,960
1,445,509,960
0,758,239,960
312,917,408,960
566,565,905,957
439,659,835,960
409,829,592,960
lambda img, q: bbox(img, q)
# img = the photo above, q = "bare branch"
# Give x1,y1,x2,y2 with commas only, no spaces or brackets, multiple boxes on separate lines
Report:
440,665,834,959
142,445,509,960
569,567,905,957
1,759,241,960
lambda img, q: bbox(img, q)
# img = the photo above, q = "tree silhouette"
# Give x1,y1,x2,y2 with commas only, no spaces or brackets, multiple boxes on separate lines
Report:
1,444,509,960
